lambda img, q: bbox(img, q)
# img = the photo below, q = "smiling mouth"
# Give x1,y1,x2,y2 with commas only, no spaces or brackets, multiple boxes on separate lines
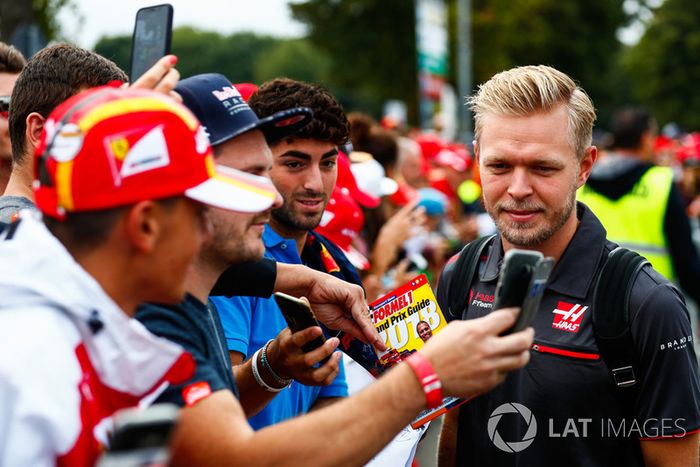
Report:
503,209,542,222
297,199,324,206
507,210,537,215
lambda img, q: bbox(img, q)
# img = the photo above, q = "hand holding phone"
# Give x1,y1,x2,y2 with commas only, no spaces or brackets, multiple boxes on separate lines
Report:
493,250,542,311
274,292,326,354
130,4,173,82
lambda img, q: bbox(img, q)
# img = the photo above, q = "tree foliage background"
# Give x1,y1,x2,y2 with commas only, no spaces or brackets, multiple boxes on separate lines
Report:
0,0,77,45
622,0,700,130
95,27,330,87
39,0,700,132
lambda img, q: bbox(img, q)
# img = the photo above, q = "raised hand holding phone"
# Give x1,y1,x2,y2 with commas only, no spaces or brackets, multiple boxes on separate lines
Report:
129,4,173,83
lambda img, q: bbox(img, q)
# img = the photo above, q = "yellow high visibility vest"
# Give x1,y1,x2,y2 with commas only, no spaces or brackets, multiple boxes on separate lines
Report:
577,166,675,280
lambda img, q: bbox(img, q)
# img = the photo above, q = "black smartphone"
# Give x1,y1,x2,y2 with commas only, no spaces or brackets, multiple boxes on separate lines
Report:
506,257,553,334
274,292,327,355
129,4,173,82
492,249,543,311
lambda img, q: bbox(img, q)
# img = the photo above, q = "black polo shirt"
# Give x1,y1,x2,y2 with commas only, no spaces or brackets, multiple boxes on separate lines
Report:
136,294,239,407
436,203,700,466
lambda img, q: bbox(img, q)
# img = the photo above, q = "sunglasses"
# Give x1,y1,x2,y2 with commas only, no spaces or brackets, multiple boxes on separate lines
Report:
0,96,10,119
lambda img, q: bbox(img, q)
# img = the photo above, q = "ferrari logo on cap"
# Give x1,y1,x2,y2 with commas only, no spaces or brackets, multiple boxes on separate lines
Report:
119,125,170,178
110,137,129,160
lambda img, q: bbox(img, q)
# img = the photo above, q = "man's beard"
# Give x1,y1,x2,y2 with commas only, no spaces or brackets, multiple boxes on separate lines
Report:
489,191,576,247
203,217,267,268
272,196,325,232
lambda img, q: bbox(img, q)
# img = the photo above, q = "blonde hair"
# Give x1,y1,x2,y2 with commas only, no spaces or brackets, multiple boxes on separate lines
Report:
468,65,596,159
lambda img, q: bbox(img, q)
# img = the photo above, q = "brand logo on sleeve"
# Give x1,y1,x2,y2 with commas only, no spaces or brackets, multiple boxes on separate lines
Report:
182,382,212,406
659,335,693,352
551,302,588,333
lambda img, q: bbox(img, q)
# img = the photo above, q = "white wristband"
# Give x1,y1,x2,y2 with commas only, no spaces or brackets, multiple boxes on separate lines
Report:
251,348,290,393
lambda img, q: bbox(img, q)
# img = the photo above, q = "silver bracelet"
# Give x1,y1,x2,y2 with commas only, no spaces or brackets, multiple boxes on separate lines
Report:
262,339,293,387
251,348,289,393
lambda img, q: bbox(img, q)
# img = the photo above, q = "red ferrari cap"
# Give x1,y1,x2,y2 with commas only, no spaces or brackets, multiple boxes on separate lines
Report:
34,86,278,219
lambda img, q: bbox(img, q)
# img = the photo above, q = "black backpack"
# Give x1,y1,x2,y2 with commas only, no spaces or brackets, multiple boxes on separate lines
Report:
445,235,648,391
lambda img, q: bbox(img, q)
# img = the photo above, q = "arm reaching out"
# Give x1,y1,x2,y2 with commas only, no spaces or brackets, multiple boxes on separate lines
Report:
274,263,385,351
169,308,533,466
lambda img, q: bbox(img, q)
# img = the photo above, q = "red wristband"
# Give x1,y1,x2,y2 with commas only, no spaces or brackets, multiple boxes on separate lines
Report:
406,353,443,410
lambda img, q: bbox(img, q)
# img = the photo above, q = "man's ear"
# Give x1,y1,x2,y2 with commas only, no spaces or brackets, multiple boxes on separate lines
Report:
473,140,480,167
577,145,598,188
123,201,160,254
25,112,45,155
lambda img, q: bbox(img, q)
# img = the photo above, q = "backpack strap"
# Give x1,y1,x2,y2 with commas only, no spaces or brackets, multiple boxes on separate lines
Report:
446,234,496,321
592,247,648,389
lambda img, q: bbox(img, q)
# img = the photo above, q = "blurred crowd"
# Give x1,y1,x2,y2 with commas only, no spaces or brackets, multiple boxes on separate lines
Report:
315,110,498,303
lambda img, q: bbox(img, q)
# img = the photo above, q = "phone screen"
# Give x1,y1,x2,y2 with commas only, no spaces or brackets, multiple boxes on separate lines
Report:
273,292,327,355
129,4,173,82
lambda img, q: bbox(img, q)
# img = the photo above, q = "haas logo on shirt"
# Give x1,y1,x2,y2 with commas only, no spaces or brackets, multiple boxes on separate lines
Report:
552,301,588,333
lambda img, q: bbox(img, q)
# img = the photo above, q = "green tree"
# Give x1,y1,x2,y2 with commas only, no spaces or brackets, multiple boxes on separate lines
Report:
253,38,331,84
469,0,629,124
623,0,700,129
291,0,418,121
292,0,635,127
93,35,131,71
95,28,281,82
0,0,76,46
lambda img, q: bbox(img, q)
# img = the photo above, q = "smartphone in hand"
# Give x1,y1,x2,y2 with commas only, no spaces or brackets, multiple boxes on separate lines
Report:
493,249,553,335
274,292,327,355
129,4,173,82
493,249,542,311
507,257,553,334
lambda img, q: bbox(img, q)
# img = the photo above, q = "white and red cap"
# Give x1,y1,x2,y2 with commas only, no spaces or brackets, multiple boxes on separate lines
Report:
336,152,381,209
433,143,472,173
348,151,398,200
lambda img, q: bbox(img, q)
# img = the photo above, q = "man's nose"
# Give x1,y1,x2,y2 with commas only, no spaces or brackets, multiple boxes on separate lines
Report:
507,168,534,199
302,165,324,194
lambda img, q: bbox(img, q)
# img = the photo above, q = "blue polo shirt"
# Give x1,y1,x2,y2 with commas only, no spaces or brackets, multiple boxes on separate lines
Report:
211,225,351,430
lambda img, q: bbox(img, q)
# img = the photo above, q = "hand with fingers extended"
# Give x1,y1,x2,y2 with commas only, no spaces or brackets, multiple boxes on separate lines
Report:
419,308,534,398
128,54,181,101
265,327,342,386
277,267,385,351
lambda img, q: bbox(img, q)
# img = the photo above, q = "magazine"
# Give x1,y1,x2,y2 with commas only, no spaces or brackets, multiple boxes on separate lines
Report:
334,274,464,428
370,275,444,371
